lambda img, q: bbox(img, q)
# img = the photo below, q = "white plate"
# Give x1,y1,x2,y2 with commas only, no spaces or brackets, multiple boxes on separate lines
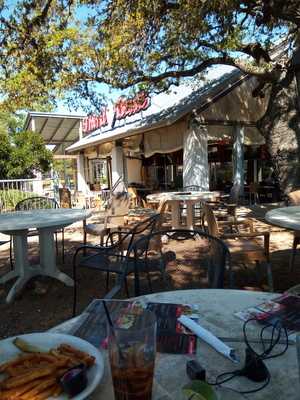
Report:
0,332,104,400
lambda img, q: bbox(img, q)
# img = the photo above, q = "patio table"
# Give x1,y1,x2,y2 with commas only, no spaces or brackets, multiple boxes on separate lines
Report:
50,289,299,399
147,191,220,229
265,206,300,230
0,208,91,303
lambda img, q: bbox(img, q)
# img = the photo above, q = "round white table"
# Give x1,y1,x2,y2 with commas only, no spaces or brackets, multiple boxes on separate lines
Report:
52,289,299,399
0,208,91,303
266,206,300,230
147,191,220,229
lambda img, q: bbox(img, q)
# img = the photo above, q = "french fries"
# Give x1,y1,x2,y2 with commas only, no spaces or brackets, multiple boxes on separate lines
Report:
0,342,96,400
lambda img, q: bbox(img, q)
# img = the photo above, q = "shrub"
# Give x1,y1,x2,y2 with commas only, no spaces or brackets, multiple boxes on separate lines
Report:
0,190,38,211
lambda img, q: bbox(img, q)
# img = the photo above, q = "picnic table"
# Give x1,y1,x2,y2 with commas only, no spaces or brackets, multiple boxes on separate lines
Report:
146,191,220,229
0,208,91,303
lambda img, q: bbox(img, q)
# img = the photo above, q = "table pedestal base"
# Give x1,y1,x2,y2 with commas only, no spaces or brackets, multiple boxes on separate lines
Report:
0,228,74,303
168,200,196,230
169,201,180,229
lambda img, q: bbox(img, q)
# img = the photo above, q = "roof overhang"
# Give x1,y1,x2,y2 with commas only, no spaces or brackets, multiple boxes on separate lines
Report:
67,72,251,153
24,112,86,154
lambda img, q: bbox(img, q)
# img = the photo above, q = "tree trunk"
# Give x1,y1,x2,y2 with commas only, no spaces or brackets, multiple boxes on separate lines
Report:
258,67,300,195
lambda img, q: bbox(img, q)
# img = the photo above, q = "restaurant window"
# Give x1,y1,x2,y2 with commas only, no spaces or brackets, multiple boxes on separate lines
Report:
90,159,108,189
142,150,183,190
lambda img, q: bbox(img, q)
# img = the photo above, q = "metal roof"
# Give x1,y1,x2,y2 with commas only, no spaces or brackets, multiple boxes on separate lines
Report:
66,67,251,153
24,111,86,154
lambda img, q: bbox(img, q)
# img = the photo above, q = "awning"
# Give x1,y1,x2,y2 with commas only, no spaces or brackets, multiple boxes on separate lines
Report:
206,125,265,145
24,112,86,154
144,120,187,157
142,121,265,158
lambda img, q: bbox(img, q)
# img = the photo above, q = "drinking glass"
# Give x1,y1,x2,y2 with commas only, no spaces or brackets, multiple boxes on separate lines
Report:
108,308,157,400
296,333,300,382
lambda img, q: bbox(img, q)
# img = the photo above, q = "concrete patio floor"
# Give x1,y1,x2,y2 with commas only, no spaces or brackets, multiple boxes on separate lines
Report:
0,204,299,339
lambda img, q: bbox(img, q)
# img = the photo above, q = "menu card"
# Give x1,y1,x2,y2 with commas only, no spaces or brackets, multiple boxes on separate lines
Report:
235,293,300,335
147,302,199,354
72,299,199,354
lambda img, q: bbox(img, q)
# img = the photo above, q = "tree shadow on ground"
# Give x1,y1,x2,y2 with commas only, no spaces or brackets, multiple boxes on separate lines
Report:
0,225,299,339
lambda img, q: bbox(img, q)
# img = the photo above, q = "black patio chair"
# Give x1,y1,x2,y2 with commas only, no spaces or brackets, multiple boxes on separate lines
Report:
0,201,13,269
72,213,161,316
0,237,13,269
130,228,230,296
14,196,65,263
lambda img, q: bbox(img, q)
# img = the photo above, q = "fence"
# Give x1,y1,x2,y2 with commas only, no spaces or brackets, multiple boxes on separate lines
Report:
0,175,126,212
0,178,56,212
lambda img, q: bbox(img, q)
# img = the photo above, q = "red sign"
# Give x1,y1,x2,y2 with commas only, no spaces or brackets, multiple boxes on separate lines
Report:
82,108,108,133
113,91,150,121
82,92,151,134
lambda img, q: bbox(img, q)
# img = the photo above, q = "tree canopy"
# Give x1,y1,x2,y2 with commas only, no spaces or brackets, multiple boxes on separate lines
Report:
0,0,299,112
0,113,53,179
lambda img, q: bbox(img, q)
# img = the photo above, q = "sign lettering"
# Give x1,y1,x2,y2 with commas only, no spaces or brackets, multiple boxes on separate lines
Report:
82,108,108,133
82,92,151,134
113,91,150,121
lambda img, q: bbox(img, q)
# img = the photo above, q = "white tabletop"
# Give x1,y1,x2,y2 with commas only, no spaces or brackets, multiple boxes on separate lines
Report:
51,289,299,400
265,206,300,230
0,208,91,232
147,191,220,202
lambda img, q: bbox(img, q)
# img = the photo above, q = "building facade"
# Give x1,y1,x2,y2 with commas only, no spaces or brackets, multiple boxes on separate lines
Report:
25,67,272,202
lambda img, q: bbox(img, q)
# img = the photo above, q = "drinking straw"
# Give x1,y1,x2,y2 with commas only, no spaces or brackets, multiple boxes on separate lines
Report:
102,300,114,330
102,300,125,361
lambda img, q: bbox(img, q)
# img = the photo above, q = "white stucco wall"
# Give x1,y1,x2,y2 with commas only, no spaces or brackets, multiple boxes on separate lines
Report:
77,153,90,194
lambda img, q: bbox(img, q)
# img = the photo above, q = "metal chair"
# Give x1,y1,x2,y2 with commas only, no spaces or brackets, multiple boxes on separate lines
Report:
15,196,59,211
130,228,230,296
83,192,131,246
14,196,65,263
72,213,161,316
0,201,13,269
0,237,13,270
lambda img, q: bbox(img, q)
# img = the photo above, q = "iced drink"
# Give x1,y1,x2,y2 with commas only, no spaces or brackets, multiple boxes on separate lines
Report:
108,308,156,400
110,359,155,400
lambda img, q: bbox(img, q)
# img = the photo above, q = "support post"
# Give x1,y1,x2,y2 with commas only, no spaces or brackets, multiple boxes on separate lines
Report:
79,119,83,140
183,118,209,190
31,118,36,132
77,152,89,194
111,144,126,192
230,124,245,202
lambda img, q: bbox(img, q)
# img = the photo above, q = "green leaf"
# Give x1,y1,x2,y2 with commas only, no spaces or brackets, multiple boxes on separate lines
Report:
182,381,218,400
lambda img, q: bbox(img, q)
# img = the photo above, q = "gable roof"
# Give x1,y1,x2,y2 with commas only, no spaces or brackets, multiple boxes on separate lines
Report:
66,67,250,152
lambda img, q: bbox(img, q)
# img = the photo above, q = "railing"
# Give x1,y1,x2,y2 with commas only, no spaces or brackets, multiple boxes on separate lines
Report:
0,175,127,212
0,178,56,212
